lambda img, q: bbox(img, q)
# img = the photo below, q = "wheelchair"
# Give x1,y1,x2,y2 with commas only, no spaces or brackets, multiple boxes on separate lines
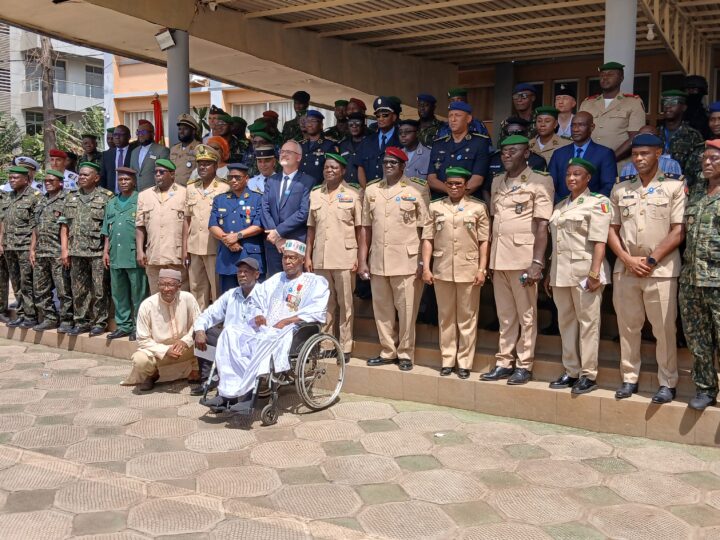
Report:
197,322,346,426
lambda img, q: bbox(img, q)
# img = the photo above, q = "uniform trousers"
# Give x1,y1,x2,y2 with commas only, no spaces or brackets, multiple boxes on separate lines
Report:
265,240,283,277
553,284,604,379
370,274,423,362
33,257,72,324
70,256,110,328
679,284,720,397
493,269,538,370
126,347,194,383
5,250,35,319
146,264,189,295
188,253,218,310
613,273,678,388
435,279,481,370
110,267,149,332
317,269,356,354
0,253,9,312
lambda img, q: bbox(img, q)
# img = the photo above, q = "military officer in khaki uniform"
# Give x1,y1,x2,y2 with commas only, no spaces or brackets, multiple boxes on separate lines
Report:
608,133,686,404
183,145,229,310
305,153,362,360
529,106,571,163
358,147,430,371
421,166,489,379
481,135,554,385
579,61,645,162
136,158,189,294
169,114,201,187
545,158,611,394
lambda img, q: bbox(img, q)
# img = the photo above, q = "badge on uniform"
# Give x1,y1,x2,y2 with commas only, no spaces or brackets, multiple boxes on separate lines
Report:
177,210,184,219
687,216,695,225
511,185,519,192
578,197,584,204
186,161,192,168
395,196,401,203
515,203,524,214
647,187,655,194
245,207,252,224
401,195,416,202
465,220,473,230
622,207,630,217
600,202,609,214
219,218,224,225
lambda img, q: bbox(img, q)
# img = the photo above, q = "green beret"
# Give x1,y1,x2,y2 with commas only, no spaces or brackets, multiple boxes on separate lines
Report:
251,131,274,143
500,134,530,147
325,153,347,166
567,157,597,175
216,114,233,124
78,161,101,172
106,127,115,133
230,116,244,123
444,166,472,180
334,99,349,107
598,61,625,72
7,165,29,175
155,158,176,171
447,87,468,98
248,120,267,133
45,169,65,181
535,106,559,119
661,90,688,102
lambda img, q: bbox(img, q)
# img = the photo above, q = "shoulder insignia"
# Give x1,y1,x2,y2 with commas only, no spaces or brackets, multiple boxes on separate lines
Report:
367,178,382,186
663,172,682,181
471,132,490,139
433,134,450,142
250,187,263,195
532,169,550,176
584,94,600,101
559,195,570,202
410,177,427,186
468,195,486,205
101,188,114,197
623,93,641,99
346,182,361,191
619,174,636,183
311,184,323,191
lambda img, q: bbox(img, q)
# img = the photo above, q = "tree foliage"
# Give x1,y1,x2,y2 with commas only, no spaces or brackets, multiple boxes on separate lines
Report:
0,113,23,168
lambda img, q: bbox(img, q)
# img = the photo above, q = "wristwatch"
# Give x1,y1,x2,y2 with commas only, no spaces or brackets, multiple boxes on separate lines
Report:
238,231,244,240
588,270,600,280
646,256,657,268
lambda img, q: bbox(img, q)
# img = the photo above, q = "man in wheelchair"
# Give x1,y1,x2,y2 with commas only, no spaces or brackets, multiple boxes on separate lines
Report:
199,240,330,413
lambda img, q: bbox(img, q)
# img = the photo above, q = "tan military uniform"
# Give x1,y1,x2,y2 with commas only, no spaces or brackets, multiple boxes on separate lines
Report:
579,93,646,152
422,196,489,369
136,183,188,294
529,134,571,163
362,176,430,362
308,181,362,354
169,140,200,187
549,189,612,380
185,177,229,310
489,167,554,370
610,170,685,388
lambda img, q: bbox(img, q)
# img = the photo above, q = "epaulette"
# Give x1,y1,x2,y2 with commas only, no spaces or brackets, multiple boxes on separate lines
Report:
367,178,382,186
311,184,323,191
471,132,490,139
250,187,263,195
558,195,570,203
532,169,550,176
433,134,450,143
346,182,361,191
469,195,486,205
623,93,641,99
584,94,600,101
410,177,427,186
619,174,635,183
100,187,114,197
663,172,682,181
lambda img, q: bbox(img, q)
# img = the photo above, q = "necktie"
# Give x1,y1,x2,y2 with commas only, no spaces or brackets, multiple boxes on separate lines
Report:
280,175,290,204
381,134,387,150
575,147,583,158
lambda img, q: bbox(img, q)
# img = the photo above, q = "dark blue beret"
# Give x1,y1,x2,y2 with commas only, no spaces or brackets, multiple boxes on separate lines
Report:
631,133,662,147
306,110,324,120
417,93,437,104
227,163,249,171
448,101,472,114
709,101,720,113
513,83,537,94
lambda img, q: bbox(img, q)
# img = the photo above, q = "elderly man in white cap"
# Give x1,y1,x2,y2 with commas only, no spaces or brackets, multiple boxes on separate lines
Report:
202,239,329,412
121,268,201,391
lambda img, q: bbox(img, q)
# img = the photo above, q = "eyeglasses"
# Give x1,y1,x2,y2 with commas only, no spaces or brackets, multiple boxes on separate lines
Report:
347,121,363,127
154,169,170,175
227,174,247,180
512,93,530,100
375,112,392,119
446,181,465,187
382,160,400,166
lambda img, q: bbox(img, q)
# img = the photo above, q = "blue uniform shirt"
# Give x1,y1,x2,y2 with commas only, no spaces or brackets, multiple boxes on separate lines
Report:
299,138,337,185
428,132,490,183
209,187,264,275
436,118,490,139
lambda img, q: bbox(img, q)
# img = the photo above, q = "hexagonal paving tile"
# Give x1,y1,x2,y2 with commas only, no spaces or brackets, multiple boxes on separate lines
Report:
609,472,700,506
464,422,538,446
73,533,150,540
537,435,613,460
0,509,72,540
590,503,690,539
707,490,720,511
489,486,582,525
45,357,99,370
66,437,144,463
127,495,224,536
392,411,461,433
250,440,325,468
177,402,211,419
0,369,45,382
73,407,142,426
0,413,34,433
84,365,130,378
294,419,364,442
619,446,705,474
0,389,46,405
460,523,552,539
435,444,516,472
321,454,401,485
360,431,433,457
126,418,197,439
197,466,281,498
210,518,308,540
24,398,89,416
516,459,601,489
10,352,60,364
0,458,82,490
127,451,208,480
358,501,456,539
35,374,94,390
79,384,136,399
331,400,397,421
185,429,256,453
0,446,22,470
126,393,189,409
400,469,486,504
55,478,145,512
11,424,87,448
271,484,362,519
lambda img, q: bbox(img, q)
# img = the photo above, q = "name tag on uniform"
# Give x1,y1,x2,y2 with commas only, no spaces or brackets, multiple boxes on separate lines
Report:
515,203,524,214
622,195,635,199
401,196,416,202
218,208,227,212
338,197,353,203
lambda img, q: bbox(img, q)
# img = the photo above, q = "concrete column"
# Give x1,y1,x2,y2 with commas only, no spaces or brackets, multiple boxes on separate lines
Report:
604,0,637,93
166,29,189,145
102,52,115,146
492,62,514,144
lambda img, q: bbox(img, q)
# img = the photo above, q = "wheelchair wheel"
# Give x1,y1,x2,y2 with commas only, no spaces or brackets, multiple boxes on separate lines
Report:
257,375,272,398
294,333,345,410
260,403,278,426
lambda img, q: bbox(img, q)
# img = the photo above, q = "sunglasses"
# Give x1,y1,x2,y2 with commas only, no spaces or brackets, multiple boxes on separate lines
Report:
154,169,170,175
382,159,400,166
375,112,392,119
136,130,151,135
512,93,530,100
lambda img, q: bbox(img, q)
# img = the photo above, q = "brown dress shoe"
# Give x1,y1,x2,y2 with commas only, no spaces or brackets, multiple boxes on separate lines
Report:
138,371,159,392
187,369,201,384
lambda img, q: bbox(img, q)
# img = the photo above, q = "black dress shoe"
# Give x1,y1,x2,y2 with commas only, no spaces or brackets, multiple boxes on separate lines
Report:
549,373,579,389
19,318,38,329
107,329,130,340
572,376,598,394
67,325,91,336
540,322,560,336
615,382,639,399
398,360,413,371
440,367,453,376
57,322,74,334
6,318,23,328
8,301,18,310
138,372,159,392
507,368,532,385
89,326,106,337
0,313,9,324
367,356,397,366
33,320,58,332
651,386,676,404
129,332,137,341
689,393,717,411
480,366,514,381
457,369,470,379
200,394,227,409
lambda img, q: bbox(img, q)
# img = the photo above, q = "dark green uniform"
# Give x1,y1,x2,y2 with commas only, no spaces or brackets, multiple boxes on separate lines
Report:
228,134,249,163
1,186,41,321
658,122,705,173
680,180,720,398
683,142,706,190
33,190,73,326
418,117,443,148
101,192,148,333
323,124,348,143
59,186,114,329
281,114,305,143
79,150,102,167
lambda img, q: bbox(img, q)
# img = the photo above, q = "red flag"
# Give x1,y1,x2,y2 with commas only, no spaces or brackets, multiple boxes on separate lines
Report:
151,94,164,143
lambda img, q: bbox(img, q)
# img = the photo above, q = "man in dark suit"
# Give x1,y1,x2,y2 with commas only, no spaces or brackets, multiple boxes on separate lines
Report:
548,111,617,202
261,140,315,276
100,125,132,193
356,96,401,187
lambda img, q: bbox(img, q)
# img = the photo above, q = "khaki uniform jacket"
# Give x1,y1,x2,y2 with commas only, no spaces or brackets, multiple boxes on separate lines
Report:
610,170,686,278
169,140,200,187
185,177,229,256
136,183,186,266
489,167,554,271
361,176,430,276
529,134,571,163
579,93,646,152
549,188,612,287
422,196,489,282
308,181,362,270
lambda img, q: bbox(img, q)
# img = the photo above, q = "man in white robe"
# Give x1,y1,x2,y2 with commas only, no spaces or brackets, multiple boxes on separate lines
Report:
201,240,329,412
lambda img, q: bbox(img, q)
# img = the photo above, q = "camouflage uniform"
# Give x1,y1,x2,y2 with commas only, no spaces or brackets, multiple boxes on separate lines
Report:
679,179,720,398
33,190,73,325
281,114,305,143
497,115,537,145
79,150,103,167
658,122,705,173
228,134,249,163
323,123,348,143
1,186,41,320
0,192,9,314
59,186,114,329
683,142,706,190
418,117,443,148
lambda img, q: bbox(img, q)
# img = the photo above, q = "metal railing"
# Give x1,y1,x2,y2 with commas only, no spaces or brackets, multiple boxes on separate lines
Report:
22,78,103,99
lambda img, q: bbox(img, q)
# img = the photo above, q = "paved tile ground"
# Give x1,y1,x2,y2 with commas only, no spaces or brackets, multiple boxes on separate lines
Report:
0,339,719,539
